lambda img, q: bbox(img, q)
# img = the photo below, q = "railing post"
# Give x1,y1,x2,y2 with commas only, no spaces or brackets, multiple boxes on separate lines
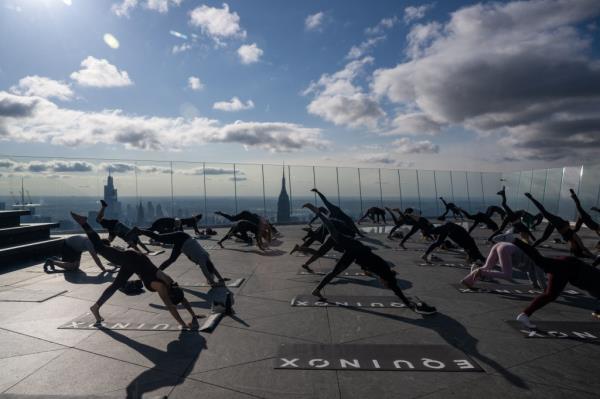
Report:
261,164,266,217
170,161,174,217
336,167,341,206
433,170,439,215
557,167,565,215
358,168,363,216
541,168,548,206
233,163,238,214
203,162,207,223
378,168,383,208
480,172,485,207
397,169,403,210
312,165,317,206
288,165,293,216
465,171,471,212
449,171,455,203
416,170,422,214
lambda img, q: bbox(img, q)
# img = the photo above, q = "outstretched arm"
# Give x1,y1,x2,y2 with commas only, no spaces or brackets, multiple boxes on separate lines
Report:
303,203,350,245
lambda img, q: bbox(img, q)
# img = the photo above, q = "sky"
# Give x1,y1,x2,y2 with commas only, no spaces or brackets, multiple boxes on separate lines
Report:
0,0,599,174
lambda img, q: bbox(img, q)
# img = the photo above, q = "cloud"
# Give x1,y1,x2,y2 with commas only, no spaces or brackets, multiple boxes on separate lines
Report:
346,36,385,60
237,43,263,64
172,43,192,54
392,137,439,154
0,91,328,153
9,76,73,101
188,76,204,91
100,162,136,173
371,0,600,162
383,112,442,136
304,57,385,129
189,3,246,44
70,56,133,88
213,97,254,111
111,0,181,17
3,160,94,173
103,33,120,49
305,11,325,31
365,16,398,35
230,175,247,182
403,4,434,24
169,30,188,40
356,153,415,168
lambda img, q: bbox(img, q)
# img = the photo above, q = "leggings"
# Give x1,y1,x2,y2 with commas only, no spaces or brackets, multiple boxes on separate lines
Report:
304,238,336,267
523,272,570,316
479,242,516,280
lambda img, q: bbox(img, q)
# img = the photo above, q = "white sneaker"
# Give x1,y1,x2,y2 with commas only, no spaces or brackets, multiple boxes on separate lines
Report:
516,313,537,329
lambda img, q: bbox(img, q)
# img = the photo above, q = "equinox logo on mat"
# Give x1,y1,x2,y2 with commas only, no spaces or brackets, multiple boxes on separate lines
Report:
275,344,483,371
506,321,600,340
291,295,407,308
453,284,583,297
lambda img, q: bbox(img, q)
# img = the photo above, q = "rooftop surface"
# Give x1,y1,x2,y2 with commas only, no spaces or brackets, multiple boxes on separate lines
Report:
0,223,598,398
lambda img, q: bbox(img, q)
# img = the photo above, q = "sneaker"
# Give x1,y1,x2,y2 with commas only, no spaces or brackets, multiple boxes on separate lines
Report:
410,301,437,315
516,313,537,329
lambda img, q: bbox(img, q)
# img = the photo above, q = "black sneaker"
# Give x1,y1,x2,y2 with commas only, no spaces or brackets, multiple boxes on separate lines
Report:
411,300,437,315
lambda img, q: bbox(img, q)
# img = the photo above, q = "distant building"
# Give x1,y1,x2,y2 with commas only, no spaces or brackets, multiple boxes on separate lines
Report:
156,204,164,218
277,167,291,223
136,202,145,225
103,171,121,219
146,201,155,221
126,204,134,222
0,202,5,210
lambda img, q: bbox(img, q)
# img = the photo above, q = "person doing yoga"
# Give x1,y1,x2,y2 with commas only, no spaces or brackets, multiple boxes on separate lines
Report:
488,187,536,242
70,213,200,329
44,235,107,273
96,200,151,254
570,189,600,235
438,197,462,221
485,205,506,219
308,207,329,227
149,214,203,236
422,222,486,264
398,212,435,249
459,208,499,234
132,228,227,287
215,210,278,240
358,207,387,224
508,239,600,329
307,206,437,315
217,220,267,250
525,192,593,258
514,210,543,231
385,207,410,239
311,188,364,237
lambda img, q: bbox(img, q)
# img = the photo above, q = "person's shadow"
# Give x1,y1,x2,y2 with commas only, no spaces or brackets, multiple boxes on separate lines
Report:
343,307,528,389
99,328,206,398
62,269,117,285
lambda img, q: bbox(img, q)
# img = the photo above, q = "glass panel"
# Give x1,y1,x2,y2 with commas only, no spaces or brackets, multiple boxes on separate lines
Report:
399,170,420,213
481,172,502,209
451,171,469,212
284,165,312,223
172,161,206,227
337,167,361,219
467,172,484,212
417,170,437,217
435,171,453,210
516,170,533,212
358,168,381,214
542,168,563,214
202,163,236,225
579,164,600,223
230,163,264,220
557,166,582,220
380,168,401,210
314,166,339,207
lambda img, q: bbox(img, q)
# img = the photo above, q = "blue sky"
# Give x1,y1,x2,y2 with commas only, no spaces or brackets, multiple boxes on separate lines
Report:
1,0,599,172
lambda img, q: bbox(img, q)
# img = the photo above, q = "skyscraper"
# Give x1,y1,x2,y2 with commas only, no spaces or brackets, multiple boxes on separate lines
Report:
277,167,290,223
103,170,121,219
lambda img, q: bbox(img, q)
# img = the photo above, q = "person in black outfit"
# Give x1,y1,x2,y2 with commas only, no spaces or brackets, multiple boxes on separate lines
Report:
488,187,536,242
217,220,267,250
311,188,364,237
459,208,499,234
398,213,435,249
570,189,600,235
485,205,506,219
385,207,410,239
308,207,329,227
215,210,279,240
358,207,387,224
307,207,437,315
423,222,486,264
149,214,203,236
438,197,463,220
70,212,199,329
96,200,151,254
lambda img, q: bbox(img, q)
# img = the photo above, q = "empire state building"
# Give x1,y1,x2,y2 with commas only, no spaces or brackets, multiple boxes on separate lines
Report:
277,168,290,223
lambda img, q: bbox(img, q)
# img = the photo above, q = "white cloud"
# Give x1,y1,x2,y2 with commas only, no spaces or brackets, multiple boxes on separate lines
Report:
70,56,133,88
305,11,325,31
346,36,385,60
365,16,398,35
189,3,246,44
403,4,434,24
111,0,181,17
383,112,442,136
237,43,263,64
213,97,254,111
304,57,384,129
0,91,327,153
169,30,188,40
392,137,439,154
1,159,94,173
10,76,73,101
103,33,120,49
188,76,204,91
172,43,192,54
372,0,600,162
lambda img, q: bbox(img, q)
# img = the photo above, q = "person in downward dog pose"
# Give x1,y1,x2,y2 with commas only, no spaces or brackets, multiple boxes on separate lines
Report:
514,210,544,231
358,207,387,224
70,212,200,329
215,210,278,240
149,214,203,236
311,188,364,237
44,235,108,273
570,189,600,236
485,205,506,219
508,238,600,328
459,208,499,234
422,222,486,264
131,228,228,287
525,192,593,258
385,207,410,239
488,187,536,243
217,220,267,251
307,206,437,315
398,212,435,249
438,197,463,221
96,200,151,254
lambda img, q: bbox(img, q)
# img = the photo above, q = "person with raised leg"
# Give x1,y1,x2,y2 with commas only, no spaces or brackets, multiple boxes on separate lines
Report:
96,200,152,254
310,188,364,237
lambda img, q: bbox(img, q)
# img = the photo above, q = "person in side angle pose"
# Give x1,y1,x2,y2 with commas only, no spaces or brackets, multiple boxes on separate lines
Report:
308,207,329,227
131,228,228,287
438,197,463,221
525,192,593,258
459,208,499,234
422,222,486,264
96,200,151,254
70,212,200,329
149,214,203,236
44,235,108,273
306,206,437,315
358,207,387,224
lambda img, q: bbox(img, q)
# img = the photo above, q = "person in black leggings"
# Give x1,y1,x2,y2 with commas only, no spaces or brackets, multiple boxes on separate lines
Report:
358,207,387,224
311,188,364,237
423,222,486,264
96,200,151,254
514,210,543,231
510,239,600,328
570,189,600,235
398,213,435,249
485,205,506,219
438,197,462,221
290,224,329,256
218,220,267,250
70,212,199,329
525,192,593,258
215,210,278,240
307,207,437,315
308,207,329,227
459,208,499,234
149,214,203,236
488,187,536,242
385,207,410,239
131,228,227,286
